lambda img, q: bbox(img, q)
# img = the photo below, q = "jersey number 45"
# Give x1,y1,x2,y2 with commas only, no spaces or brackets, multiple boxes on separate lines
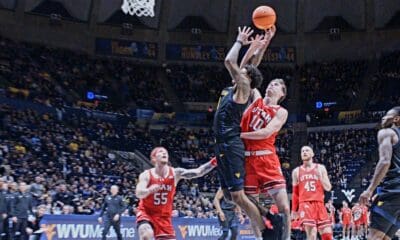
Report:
304,181,316,192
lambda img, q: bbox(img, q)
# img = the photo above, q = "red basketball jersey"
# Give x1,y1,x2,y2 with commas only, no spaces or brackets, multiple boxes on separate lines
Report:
137,167,176,217
361,205,368,219
240,98,281,151
352,206,363,222
297,164,325,203
341,207,352,222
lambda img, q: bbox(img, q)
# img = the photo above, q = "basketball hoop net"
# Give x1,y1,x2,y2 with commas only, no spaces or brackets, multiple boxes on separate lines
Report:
121,0,155,17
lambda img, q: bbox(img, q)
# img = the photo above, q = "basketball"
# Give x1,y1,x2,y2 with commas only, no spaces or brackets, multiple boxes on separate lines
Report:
252,5,276,30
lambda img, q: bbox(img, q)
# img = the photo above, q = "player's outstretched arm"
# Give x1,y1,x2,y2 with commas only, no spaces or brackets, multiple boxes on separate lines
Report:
360,128,395,204
318,164,332,191
174,157,217,184
135,171,161,199
225,26,253,82
240,26,276,68
291,168,299,214
240,108,288,140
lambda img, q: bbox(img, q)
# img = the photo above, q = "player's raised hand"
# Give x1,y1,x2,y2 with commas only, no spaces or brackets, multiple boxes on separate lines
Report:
264,25,276,42
237,26,254,45
148,184,162,194
249,34,267,49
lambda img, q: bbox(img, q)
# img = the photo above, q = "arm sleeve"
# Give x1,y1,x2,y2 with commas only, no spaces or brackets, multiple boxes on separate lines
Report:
291,184,299,212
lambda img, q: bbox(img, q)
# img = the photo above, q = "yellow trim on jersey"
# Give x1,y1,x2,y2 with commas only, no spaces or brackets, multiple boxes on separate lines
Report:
216,89,229,109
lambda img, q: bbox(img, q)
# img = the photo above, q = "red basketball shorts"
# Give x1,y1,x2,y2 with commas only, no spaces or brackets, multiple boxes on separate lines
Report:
244,153,286,195
361,215,368,225
136,209,175,239
299,201,331,229
342,218,351,228
354,219,362,227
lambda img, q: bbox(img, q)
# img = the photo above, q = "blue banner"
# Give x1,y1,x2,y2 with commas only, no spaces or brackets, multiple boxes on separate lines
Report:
39,215,256,240
262,47,296,63
166,44,226,62
136,109,154,120
96,38,157,59
166,44,295,63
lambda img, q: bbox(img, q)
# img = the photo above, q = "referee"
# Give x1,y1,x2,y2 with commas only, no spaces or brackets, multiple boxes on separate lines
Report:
214,188,244,240
98,185,126,240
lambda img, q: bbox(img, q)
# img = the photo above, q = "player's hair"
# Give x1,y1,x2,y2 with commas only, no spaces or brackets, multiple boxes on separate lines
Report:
271,78,287,103
391,106,400,116
244,64,263,89
301,145,313,151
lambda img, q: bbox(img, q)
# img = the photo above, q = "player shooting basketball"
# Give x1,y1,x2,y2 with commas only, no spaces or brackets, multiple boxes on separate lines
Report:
213,26,279,240
237,25,291,240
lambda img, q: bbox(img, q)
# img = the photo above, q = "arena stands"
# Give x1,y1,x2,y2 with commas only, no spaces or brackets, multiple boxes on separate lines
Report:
0,37,169,113
299,60,368,111
367,51,400,110
166,64,294,103
0,101,296,219
307,129,376,188
0,105,223,218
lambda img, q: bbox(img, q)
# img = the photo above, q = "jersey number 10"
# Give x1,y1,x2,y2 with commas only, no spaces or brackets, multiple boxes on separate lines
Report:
154,192,168,205
304,181,316,192
249,115,265,131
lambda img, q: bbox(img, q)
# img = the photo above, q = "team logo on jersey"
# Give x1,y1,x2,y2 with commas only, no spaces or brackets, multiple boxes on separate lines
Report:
342,189,356,202
235,172,241,178
300,211,305,218
178,225,188,238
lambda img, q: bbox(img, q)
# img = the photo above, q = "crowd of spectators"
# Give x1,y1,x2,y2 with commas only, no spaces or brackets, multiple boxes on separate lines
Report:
0,105,222,221
307,129,376,188
0,103,296,224
299,60,368,111
166,65,231,102
166,64,294,103
367,51,400,110
0,36,169,113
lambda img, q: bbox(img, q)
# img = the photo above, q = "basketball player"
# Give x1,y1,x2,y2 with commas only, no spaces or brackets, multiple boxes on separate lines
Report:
359,106,400,239
291,146,333,240
339,201,352,240
325,199,336,229
214,26,270,239
239,77,290,240
352,202,363,240
135,147,217,239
